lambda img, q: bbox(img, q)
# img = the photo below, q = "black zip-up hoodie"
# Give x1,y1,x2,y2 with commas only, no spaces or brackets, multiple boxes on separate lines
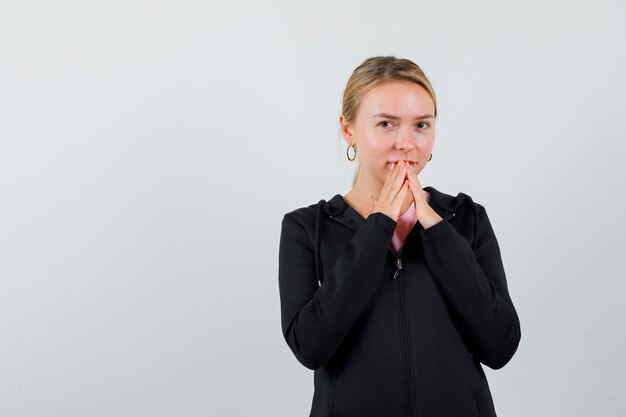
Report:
278,186,521,417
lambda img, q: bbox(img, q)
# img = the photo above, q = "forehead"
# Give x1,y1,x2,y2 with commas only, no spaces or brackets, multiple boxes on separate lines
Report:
359,80,434,117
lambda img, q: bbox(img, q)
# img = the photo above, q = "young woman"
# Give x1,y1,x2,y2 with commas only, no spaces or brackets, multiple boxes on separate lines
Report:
278,56,521,417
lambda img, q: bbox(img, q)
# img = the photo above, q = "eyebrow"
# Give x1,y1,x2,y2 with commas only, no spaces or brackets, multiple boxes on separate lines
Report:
372,112,434,120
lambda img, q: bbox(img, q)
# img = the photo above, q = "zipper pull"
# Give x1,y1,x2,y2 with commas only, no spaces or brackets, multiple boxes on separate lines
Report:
393,258,403,279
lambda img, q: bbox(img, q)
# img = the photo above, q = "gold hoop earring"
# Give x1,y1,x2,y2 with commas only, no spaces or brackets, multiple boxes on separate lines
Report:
428,154,432,162
346,144,357,161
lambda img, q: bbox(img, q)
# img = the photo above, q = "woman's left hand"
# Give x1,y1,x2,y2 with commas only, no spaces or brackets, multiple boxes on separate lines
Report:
406,170,443,229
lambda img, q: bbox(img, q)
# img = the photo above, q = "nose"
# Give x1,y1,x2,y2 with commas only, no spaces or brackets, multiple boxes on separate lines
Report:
395,126,415,151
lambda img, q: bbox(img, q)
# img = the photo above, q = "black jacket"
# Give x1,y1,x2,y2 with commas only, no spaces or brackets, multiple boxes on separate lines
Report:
278,186,521,417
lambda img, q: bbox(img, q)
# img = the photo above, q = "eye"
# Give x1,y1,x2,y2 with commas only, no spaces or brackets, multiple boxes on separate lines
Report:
378,121,394,128
417,122,430,129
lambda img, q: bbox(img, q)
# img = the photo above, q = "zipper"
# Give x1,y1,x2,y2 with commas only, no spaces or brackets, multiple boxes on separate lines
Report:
328,214,419,414
394,256,419,416
393,257,403,279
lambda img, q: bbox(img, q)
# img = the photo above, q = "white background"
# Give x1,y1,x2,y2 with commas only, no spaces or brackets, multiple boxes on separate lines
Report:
1,0,625,416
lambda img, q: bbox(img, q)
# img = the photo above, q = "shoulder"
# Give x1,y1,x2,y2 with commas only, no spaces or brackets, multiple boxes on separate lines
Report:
281,194,341,232
424,186,494,248
283,194,344,222
424,185,486,218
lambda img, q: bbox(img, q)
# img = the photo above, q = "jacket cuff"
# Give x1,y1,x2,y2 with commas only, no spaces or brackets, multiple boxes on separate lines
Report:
366,212,397,234
420,218,453,241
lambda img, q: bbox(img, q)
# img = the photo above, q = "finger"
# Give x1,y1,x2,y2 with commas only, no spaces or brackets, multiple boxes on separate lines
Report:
405,166,417,183
407,174,418,191
413,172,422,188
407,177,420,201
380,162,400,200
387,161,408,200
379,162,398,197
406,169,423,190
407,174,426,204
393,179,410,203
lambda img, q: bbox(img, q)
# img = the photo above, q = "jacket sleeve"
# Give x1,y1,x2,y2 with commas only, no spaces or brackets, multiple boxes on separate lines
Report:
278,211,396,370
420,204,521,369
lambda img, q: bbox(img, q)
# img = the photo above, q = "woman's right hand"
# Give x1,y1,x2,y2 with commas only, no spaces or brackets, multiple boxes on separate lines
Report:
371,160,410,222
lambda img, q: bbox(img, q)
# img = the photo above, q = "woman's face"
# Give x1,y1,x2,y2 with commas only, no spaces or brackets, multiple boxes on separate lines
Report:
341,80,436,185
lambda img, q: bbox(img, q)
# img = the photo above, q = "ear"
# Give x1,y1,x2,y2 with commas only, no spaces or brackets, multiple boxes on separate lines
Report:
339,114,355,146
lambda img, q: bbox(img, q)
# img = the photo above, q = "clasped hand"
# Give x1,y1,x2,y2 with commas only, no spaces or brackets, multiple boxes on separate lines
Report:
371,160,443,229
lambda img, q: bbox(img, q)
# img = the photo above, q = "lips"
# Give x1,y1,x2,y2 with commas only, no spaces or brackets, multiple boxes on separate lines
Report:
389,160,416,165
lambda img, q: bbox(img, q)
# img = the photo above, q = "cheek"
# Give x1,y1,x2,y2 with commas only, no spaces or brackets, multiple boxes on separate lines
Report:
364,147,392,170
369,138,393,156
426,134,436,148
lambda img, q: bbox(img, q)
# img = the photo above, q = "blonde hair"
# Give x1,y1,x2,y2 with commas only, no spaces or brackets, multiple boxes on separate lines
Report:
341,56,438,184
342,56,437,123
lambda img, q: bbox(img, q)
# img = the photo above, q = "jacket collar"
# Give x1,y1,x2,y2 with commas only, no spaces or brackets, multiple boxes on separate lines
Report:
322,186,464,230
